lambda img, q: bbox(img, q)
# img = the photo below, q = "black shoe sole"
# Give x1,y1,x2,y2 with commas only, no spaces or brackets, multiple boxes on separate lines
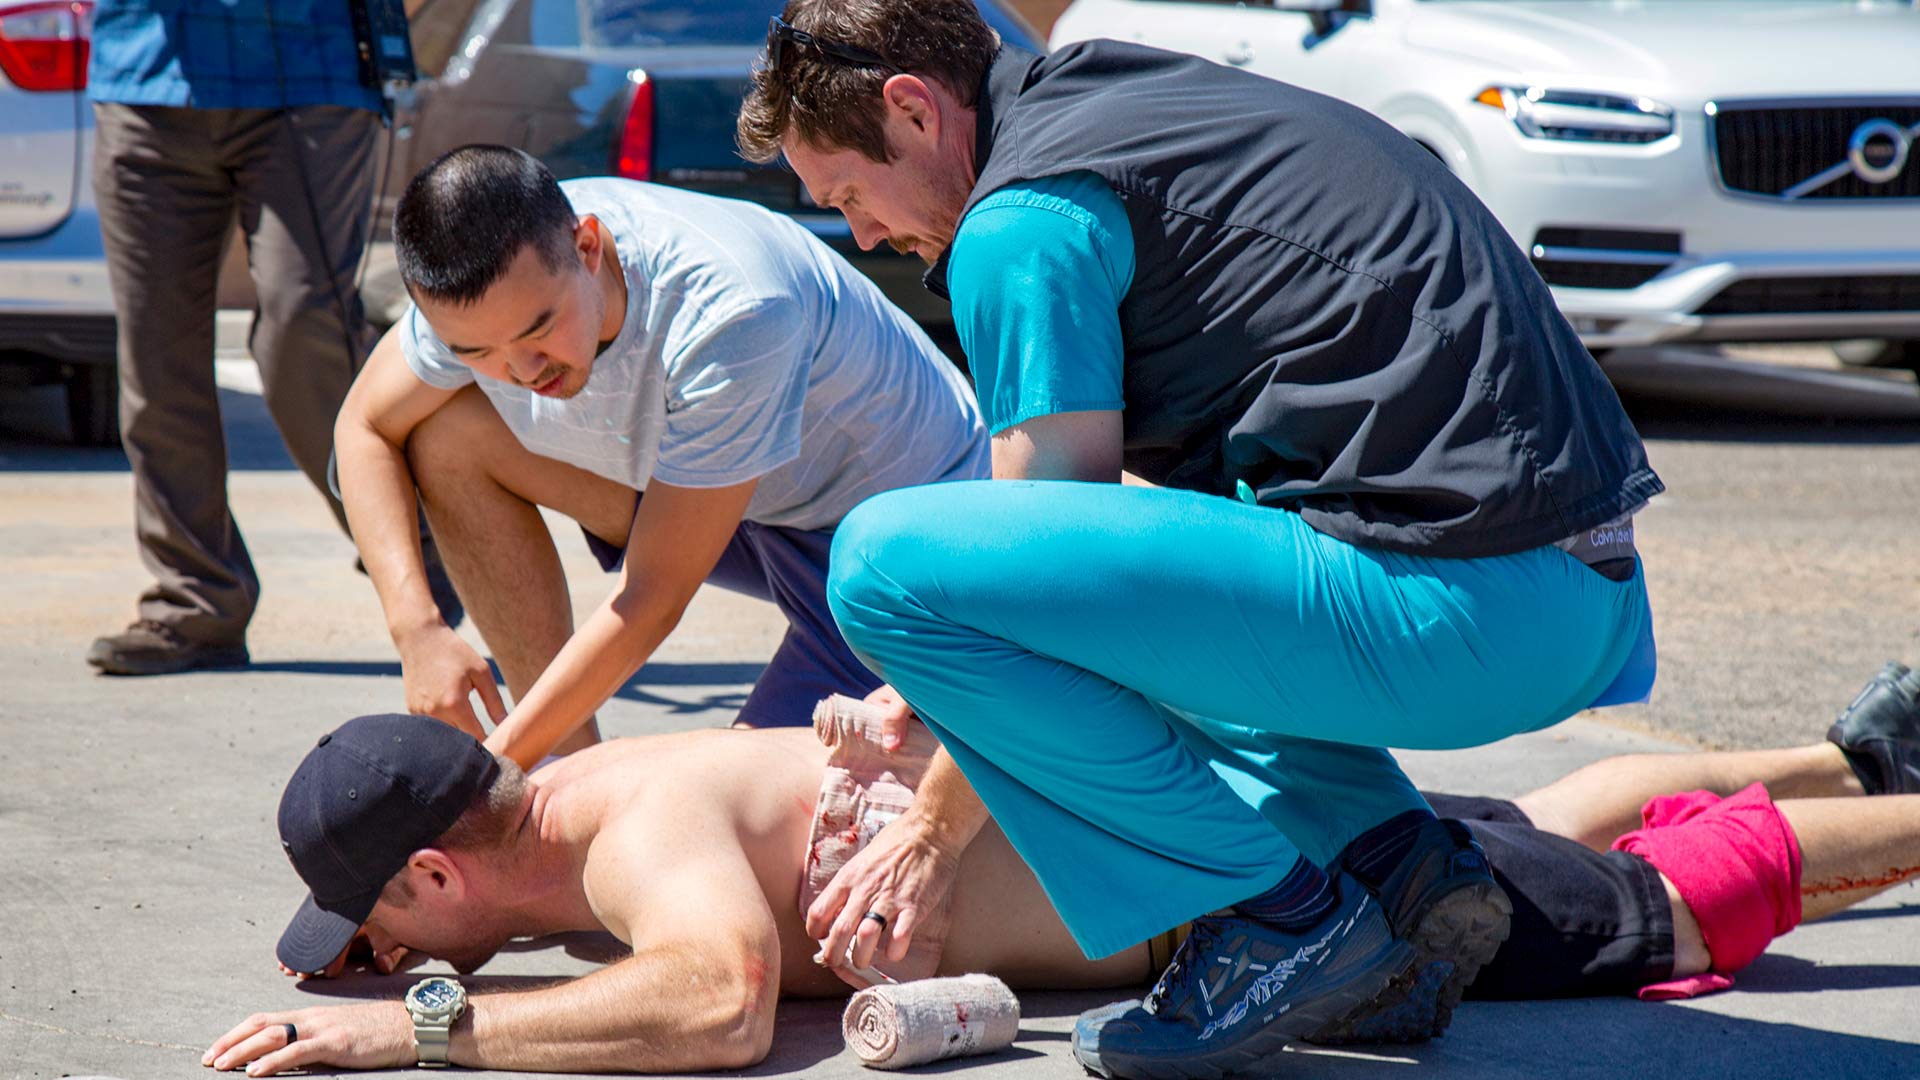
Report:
87,645,251,677
1072,914,1419,1080
1304,878,1512,1045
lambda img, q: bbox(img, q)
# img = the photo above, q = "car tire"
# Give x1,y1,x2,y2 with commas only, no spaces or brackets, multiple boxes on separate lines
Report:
64,363,121,448
1834,339,1920,373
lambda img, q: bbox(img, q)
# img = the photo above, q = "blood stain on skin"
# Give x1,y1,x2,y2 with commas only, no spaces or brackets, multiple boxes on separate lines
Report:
741,954,771,1014
1802,864,1920,895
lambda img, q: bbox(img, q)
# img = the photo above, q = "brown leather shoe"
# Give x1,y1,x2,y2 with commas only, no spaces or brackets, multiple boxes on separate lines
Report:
86,619,250,676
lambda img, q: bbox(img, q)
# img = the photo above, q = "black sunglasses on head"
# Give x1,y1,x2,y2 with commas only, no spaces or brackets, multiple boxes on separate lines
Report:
766,15,904,77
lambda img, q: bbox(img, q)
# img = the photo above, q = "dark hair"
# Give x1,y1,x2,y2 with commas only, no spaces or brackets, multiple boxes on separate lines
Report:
379,755,528,905
737,0,999,165
393,145,580,306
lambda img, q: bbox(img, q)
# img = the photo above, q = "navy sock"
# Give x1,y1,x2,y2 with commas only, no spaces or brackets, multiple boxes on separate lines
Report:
1235,856,1339,932
1341,809,1438,892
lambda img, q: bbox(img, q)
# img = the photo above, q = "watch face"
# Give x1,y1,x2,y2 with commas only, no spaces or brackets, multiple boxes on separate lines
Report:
410,977,463,1016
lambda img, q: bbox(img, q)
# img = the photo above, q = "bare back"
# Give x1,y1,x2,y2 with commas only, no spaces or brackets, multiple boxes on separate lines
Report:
529,728,1151,997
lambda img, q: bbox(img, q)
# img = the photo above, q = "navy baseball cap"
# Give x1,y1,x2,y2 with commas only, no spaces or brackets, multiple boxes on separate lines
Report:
275,714,500,973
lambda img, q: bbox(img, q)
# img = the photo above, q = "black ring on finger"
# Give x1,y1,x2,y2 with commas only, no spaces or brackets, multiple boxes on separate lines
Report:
284,1022,298,1043
863,910,889,932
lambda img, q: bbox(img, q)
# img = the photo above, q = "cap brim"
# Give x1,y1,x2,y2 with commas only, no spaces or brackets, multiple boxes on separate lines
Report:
276,890,378,974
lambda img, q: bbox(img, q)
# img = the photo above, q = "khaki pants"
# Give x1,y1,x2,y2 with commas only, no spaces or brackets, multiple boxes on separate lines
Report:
92,103,378,642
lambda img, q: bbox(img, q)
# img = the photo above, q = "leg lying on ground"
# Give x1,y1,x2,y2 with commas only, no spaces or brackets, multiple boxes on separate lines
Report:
1513,743,1861,851
1772,796,1920,921
1515,661,1920,849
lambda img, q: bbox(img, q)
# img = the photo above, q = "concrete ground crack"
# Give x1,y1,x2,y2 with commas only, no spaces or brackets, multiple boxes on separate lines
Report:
0,1009,199,1052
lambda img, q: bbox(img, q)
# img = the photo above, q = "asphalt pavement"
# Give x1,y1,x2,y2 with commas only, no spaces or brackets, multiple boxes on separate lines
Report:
1,351,1917,1079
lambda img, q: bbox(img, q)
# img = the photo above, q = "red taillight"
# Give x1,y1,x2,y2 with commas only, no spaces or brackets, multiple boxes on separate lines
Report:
0,1,91,93
615,70,653,182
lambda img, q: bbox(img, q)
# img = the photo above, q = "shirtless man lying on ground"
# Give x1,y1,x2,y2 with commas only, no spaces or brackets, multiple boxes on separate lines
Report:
205,663,1920,1075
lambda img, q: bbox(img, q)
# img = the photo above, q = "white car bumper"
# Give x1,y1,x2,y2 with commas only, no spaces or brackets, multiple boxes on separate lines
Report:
1462,106,1920,349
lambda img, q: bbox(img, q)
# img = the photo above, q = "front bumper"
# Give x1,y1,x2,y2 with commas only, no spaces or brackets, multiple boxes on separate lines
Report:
1460,103,1920,348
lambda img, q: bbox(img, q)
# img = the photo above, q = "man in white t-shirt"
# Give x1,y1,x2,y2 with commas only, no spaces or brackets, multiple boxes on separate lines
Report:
332,145,985,773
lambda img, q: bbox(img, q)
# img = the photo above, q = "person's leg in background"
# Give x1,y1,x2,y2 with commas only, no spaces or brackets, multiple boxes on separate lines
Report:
88,104,254,673
229,105,375,534
234,103,463,626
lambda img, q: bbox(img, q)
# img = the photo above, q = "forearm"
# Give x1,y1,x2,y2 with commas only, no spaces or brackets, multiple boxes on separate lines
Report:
909,748,992,852
337,417,440,641
450,944,775,1073
487,590,681,768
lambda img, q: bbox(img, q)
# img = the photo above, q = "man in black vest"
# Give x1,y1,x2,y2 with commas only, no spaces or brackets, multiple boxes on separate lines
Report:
738,4,1663,1076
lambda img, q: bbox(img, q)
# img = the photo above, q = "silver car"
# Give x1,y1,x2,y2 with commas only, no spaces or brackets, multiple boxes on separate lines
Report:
0,0,116,445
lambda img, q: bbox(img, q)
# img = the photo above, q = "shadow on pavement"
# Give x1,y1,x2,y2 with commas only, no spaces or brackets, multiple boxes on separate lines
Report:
1806,901,1920,926
1734,952,1920,993
217,659,768,714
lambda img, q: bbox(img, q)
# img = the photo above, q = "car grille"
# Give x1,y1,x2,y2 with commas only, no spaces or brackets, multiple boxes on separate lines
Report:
1696,276,1920,315
1532,260,1667,290
1529,227,1680,290
1712,101,1920,200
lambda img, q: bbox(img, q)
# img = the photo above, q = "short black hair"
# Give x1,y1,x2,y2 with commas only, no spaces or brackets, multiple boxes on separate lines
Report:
394,145,579,306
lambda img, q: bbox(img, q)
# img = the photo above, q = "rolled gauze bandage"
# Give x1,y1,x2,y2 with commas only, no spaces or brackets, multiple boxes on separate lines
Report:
842,974,1020,1070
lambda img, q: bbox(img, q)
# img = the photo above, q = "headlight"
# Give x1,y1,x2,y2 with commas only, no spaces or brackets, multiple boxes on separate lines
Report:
1473,86,1674,144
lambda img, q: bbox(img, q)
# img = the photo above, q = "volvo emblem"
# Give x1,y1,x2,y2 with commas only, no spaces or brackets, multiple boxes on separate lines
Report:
1847,119,1910,185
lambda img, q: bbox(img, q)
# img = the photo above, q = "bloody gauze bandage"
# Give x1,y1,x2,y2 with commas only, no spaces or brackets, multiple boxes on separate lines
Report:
1611,782,1803,978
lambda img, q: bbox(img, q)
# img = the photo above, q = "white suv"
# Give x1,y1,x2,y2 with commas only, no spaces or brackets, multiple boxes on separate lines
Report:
1052,0,1920,361
0,0,117,444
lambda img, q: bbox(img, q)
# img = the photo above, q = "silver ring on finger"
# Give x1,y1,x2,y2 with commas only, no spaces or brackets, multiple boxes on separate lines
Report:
863,910,889,932
283,1022,298,1043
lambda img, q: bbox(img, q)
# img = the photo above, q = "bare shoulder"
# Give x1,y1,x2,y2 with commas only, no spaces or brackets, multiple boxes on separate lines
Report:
568,729,823,936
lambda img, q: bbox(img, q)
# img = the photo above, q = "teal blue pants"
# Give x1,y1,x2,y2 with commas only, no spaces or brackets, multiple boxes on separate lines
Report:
827,480,1649,960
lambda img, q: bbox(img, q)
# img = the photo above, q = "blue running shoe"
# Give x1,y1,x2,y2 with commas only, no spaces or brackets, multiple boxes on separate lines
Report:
1307,818,1510,1045
1071,874,1415,1080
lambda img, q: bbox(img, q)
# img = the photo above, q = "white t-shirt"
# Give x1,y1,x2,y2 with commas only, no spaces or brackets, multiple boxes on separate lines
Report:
399,178,988,531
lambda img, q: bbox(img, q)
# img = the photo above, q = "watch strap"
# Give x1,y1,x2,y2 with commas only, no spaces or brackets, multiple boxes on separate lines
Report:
415,1021,452,1066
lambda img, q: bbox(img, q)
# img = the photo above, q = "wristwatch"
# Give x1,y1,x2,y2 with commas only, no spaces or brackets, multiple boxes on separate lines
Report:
404,976,468,1066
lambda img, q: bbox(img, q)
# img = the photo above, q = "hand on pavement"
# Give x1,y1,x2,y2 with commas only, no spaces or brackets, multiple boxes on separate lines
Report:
204,1001,414,1076
863,683,915,753
808,808,961,973
398,623,506,739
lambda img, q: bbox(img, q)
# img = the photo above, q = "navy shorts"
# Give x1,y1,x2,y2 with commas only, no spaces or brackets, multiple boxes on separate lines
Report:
1424,792,1676,999
584,507,883,728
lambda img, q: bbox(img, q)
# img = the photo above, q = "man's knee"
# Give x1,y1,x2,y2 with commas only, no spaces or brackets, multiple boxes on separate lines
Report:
405,387,500,501
827,488,940,650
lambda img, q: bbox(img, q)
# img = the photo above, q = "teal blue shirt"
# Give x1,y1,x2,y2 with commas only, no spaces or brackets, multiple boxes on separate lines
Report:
946,171,1134,436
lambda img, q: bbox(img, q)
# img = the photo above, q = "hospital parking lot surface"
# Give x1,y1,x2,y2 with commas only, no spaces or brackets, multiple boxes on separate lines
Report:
2,356,1918,1080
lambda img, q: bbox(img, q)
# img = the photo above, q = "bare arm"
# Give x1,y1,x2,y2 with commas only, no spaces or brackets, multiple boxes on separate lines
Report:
337,325,459,642
813,410,1123,970
482,477,759,770
336,328,509,734
208,820,782,1075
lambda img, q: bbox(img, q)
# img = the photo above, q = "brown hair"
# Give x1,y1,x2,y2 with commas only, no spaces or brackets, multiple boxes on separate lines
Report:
380,756,527,905
737,0,1000,165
